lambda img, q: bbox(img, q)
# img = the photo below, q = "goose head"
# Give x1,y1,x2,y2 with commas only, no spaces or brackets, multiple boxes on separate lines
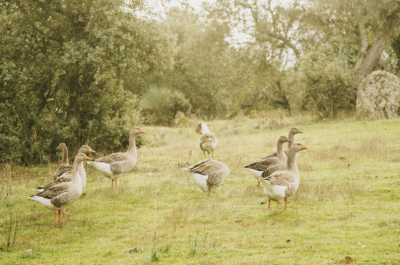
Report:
195,123,209,135
75,153,92,162
56,143,67,151
289,127,303,135
130,126,147,136
78,145,95,154
289,142,308,153
278,135,291,144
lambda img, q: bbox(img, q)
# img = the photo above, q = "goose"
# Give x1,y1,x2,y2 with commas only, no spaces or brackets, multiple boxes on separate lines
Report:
196,123,217,157
28,153,92,222
36,145,95,192
182,159,230,196
260,142,308,210
261,127,303,159
244,135,291,187
87,126,146,189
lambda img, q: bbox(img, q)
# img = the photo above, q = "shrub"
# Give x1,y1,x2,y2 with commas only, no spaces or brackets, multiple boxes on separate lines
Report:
142,87,191,125
299,51,357,117
356,70,400,120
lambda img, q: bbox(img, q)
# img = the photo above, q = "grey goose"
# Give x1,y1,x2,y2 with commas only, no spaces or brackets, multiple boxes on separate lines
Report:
260,142,308,210
87,126,146,189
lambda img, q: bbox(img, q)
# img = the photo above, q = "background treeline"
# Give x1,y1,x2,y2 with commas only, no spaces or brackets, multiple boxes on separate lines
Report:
2,0,400,164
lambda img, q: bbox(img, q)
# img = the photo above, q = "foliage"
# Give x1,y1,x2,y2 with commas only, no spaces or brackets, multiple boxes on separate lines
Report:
126,7,238,118
298,48,357,117
0,0,173,164
142,87,191,125
356,70,400,120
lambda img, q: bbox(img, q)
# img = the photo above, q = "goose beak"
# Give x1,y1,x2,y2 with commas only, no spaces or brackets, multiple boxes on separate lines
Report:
199,132,202,135
299,131,303,133
302,145,308,150
89,148,95,153
84,155,92,161
140,129,147,134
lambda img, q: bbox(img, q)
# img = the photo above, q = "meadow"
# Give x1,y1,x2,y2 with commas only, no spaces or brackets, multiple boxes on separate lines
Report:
1,116,400,264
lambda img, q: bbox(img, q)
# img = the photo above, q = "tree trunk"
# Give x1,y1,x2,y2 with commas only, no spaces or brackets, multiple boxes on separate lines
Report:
355,6,400,81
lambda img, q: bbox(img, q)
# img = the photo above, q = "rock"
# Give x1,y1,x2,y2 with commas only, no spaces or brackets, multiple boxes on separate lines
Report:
128,247,141,253
356,70,400,120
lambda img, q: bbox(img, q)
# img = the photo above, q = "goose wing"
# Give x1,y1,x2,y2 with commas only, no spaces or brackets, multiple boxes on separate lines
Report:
95,152,128,163
199,133,217,148
245,157,277,171
264,171,295,187
186,159,222,175
54,165,73,181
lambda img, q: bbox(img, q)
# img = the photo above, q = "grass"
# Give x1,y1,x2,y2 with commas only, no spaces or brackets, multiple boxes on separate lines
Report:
2,116,400,264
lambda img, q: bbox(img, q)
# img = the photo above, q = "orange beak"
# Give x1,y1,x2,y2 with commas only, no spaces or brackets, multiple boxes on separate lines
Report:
84,155,92,160
140,129,146,134
302,145,308,150
89,147,95,153
199,132,202,135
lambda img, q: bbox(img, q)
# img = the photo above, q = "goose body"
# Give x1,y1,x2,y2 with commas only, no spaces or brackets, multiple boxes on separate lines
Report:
196,123,217,157
262,127,303,159
88,126,146,188
29,153,92,222
36,145,95,192
182,159,230,195
244,135,291,187
261,142,308,210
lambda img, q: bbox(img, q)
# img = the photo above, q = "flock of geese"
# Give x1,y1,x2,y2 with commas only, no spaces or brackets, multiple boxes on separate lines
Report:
28,123,307,222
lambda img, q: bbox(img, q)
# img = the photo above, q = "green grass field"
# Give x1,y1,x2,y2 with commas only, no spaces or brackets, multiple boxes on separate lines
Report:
2,116,400,264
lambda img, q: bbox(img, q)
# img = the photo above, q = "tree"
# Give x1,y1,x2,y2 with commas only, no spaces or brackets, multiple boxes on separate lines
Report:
207,0,307,113
126,7,238,118
304,0,400,81
0,0,174,164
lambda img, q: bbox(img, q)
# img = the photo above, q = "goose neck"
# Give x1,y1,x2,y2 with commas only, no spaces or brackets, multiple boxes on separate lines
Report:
286,148,298,172
288,132,295,148
276,140,285,160
61,145,69,164
127,134,137,156
201,124,210,134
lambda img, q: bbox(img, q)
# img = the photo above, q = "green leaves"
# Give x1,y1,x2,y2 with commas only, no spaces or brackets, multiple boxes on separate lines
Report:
0,0,173,164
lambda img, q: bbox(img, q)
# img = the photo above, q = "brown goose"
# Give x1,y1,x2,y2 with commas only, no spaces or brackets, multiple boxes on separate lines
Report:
196,123,217,157
244,135,291,187
36,145,95,192
182,159,230,196
28,153,92,222
260,142,308,210
87,126,146,189
261,127,303,159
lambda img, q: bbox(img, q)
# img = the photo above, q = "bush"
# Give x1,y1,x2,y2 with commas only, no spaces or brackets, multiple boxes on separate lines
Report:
299,51,357,117
356,70,400,120
142,87,191,125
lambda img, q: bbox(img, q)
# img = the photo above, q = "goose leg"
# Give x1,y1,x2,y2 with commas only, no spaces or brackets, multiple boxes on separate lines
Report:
284,198,288,210
115,177,118,189
208,186,211,196
59,209,63,222
55,210,58,223
268,198,271,209
257,179,261,188
112,179,114,189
